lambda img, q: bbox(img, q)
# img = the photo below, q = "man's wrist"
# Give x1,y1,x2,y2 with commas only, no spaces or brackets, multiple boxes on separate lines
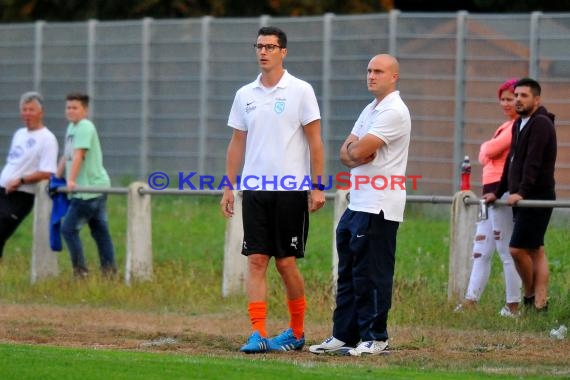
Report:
20,176,25,185
312,182,325,191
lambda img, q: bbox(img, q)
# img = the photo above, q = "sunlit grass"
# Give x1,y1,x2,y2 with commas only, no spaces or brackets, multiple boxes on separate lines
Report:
1,343,532,380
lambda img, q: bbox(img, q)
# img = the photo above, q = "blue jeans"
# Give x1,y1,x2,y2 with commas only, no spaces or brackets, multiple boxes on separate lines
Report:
62,195,116,272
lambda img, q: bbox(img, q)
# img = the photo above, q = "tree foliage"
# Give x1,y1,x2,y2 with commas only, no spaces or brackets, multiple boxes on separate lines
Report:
0,0,390,22
394,0,570,12
0,0,569,23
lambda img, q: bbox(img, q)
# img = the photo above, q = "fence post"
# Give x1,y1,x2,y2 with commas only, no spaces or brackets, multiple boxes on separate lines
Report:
125,181,152,284
31,180,59,283
331,190,349,290
448,190,477,301
222,190,247,297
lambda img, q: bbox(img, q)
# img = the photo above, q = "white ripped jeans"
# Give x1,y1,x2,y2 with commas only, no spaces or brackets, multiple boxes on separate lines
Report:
465,194,522,304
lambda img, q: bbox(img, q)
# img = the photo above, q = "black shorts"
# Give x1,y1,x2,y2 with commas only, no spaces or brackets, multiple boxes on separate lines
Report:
510,206,553,249
241,190,309,258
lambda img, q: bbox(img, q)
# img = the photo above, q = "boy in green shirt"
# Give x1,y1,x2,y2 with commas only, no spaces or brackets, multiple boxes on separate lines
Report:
57,93,116,277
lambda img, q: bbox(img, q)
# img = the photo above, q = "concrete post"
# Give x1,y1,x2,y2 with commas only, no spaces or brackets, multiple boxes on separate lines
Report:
222,190,247,297
31,180,59,283
448,190,478,301
125,181,152,284
332,190,349,290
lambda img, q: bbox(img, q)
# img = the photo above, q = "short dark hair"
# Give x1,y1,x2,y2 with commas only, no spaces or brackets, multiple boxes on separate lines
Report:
515,77,541,96
66,92,90,108
257,26,287,48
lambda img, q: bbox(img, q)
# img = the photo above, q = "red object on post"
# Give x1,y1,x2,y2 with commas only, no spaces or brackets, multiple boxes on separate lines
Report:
460,155,471,191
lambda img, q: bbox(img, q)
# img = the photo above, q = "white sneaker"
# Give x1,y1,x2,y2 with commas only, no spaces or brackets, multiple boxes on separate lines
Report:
499,305,520,318
309,336,352,355
348,340,389,356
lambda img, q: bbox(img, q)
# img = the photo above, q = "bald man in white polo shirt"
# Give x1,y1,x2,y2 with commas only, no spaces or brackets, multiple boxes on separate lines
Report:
221,26,325,354
311,54,411,357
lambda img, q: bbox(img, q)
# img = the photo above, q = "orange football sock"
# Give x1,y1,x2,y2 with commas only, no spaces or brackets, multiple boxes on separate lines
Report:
248,301,267,337
288,296,306,339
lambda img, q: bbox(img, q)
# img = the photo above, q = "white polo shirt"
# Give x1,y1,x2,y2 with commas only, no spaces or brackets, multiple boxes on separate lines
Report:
0,126,58,194
228,70,321,190
348,91,411,222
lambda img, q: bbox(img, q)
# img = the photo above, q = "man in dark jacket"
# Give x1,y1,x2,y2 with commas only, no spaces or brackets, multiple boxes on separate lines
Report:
484,78,556,312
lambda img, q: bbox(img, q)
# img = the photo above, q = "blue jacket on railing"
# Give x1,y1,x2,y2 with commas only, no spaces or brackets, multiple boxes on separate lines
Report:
48,176,69,251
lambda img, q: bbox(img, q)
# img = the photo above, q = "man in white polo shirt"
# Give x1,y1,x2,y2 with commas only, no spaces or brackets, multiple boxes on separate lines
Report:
310,54,411,356
221,26,325,353
0,91,58,260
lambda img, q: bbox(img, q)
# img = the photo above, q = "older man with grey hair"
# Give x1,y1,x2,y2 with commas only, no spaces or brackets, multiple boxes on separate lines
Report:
0,91,58,259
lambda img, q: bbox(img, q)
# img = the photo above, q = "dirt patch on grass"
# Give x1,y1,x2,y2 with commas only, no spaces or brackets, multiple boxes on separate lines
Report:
1,303,568,376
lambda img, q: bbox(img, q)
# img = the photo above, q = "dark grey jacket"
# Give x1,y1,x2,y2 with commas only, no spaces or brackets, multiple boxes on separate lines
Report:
496,106,556,199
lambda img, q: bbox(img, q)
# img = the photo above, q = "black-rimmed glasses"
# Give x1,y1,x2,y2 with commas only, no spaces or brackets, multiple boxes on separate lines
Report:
253,43,282,53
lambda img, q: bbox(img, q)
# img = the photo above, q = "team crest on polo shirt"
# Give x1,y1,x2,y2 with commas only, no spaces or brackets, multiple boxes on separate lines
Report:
274,101,285,114
8,146,24,161
26,138,36,149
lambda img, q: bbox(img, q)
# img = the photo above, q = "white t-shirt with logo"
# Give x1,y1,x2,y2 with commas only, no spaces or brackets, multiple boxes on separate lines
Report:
348,91,411,222
0,127,58,194
227,70,321,190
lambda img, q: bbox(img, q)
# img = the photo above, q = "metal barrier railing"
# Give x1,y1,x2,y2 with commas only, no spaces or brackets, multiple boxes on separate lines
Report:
32,182,569,301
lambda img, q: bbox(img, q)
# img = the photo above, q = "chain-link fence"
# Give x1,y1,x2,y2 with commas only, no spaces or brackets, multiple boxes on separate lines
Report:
1,11,568,196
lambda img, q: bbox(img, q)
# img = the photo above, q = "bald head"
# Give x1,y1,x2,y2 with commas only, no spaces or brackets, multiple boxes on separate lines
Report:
367,54,400,100
371,54,399,74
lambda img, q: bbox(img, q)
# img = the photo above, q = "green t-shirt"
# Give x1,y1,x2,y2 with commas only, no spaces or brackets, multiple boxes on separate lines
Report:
64,119,110,199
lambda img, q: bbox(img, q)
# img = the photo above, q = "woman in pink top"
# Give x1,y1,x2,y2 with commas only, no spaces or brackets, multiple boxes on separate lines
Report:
458,78,522,317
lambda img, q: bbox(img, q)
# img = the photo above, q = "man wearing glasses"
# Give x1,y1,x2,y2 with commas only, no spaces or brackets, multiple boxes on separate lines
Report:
221,26,325,353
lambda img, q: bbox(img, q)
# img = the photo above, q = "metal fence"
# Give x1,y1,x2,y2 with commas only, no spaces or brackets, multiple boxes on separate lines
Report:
1,11,569,196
